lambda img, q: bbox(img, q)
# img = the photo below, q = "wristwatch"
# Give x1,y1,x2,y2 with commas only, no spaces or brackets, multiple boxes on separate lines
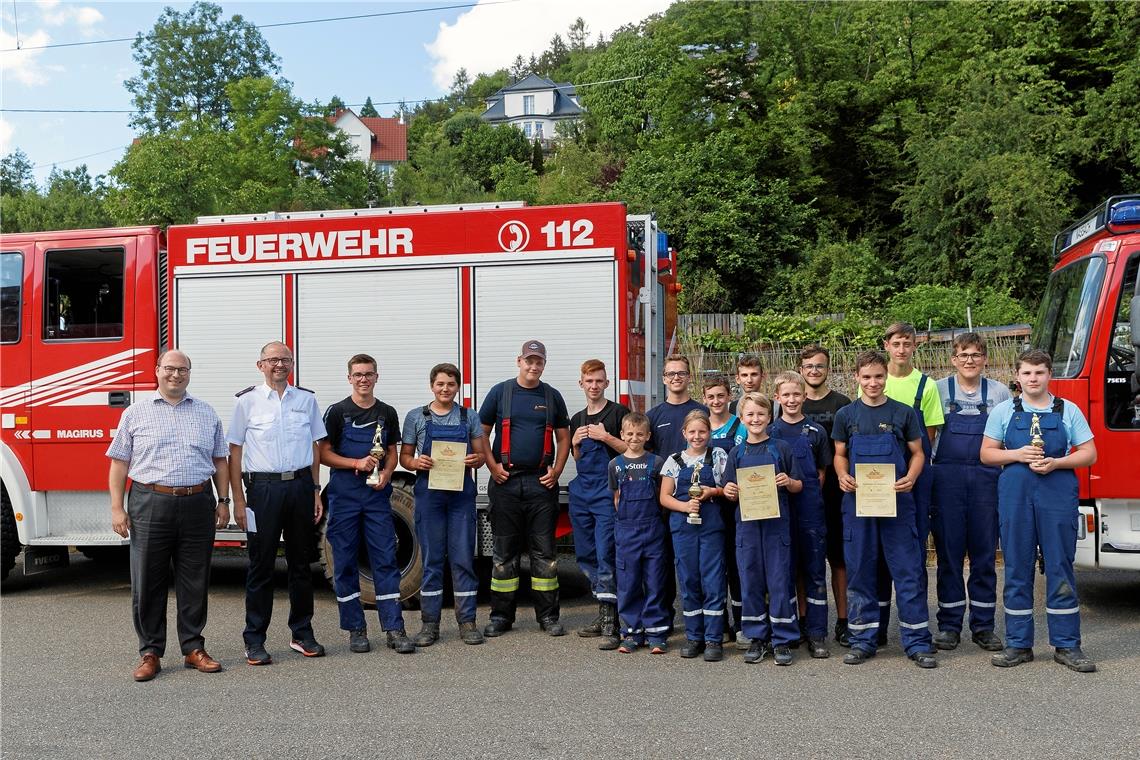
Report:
313,484,322,492
217,497,231,505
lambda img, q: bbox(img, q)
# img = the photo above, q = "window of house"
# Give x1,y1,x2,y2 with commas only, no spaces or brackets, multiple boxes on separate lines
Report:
43,247,124,341
523,122,532,138
523,95,535,115
535,122,544,138
1,252,21,344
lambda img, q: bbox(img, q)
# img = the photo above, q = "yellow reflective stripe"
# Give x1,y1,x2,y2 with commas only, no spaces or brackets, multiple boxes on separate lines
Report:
530,576,559,592
490,577,520,592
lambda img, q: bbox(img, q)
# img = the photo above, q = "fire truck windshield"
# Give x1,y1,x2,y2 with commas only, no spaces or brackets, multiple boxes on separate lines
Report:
1031,255,1107,379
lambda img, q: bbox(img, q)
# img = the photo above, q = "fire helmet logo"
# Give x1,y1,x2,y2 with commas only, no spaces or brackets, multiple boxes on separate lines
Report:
498,221,530,252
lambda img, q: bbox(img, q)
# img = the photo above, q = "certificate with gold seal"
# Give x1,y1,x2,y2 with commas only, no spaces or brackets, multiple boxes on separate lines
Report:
737,464,780,521
855,463,896,517
428,441,465,492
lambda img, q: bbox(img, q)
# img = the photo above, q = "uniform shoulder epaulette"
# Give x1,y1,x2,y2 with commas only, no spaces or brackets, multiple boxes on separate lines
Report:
294,385,315,393
234,385,256,397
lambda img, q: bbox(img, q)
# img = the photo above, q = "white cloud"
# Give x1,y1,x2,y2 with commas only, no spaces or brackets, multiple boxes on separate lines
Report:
36,0,103,30
0,118,13,155
426,0,672,90
0,28,54,85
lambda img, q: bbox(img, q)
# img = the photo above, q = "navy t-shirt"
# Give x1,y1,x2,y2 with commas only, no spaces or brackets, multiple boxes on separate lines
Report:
479,380,570,467
646,399,708,457
832,397,923,454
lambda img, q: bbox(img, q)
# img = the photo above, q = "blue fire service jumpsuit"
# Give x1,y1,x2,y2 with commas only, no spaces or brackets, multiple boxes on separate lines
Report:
932,378,998,635
770,420,829,640
710,420,744,633
727,440,801,647
668,450,726,644
612,455,670,645
412,406,479,625
325,416,403,634
997,398,1084,649
843,430,934,656
568,415,618,606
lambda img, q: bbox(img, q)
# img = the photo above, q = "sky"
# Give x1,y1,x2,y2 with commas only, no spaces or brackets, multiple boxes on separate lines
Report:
0,0,671,186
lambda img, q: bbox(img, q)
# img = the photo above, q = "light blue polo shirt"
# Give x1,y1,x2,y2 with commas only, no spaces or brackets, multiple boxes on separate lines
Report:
983,395,1094,450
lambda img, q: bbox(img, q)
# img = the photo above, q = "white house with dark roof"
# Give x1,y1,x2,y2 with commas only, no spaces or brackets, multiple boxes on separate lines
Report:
480,73,583,147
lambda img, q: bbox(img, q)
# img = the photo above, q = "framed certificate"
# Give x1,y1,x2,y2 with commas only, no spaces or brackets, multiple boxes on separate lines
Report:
854,463,897,517
428,441,465,492
737,464,780,521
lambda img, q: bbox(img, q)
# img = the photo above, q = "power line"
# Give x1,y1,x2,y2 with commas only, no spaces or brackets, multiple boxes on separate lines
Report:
0,76,643,114
0,1,518,53
31,145,131,170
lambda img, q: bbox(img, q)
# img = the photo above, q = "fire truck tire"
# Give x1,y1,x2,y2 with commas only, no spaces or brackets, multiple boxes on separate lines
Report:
1,487,19,581
319,480,423,605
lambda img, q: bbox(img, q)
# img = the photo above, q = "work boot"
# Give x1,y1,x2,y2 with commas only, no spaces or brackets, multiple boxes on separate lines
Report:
414,620,440,648
909,650,938,669
539,617,566,637
933,630,960,651
1054,646,1096,673
680,640,705,659
458,622,485,646
577,604,604,638
971,630,1003,652
483,618,512,638
385,630,416,654
807,637,831,659
348,629,370,653
703,642,724,662
834,619,851,648
596,603,620,651
991,647,1034,668
842,648,875,665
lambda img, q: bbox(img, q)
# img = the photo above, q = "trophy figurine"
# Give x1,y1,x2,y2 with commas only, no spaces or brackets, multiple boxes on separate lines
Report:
687,460,704,525
365,423,386,486
1029,413,1045,450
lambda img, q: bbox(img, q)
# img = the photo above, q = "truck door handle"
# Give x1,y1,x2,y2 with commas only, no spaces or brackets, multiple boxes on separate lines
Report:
108,391,130,408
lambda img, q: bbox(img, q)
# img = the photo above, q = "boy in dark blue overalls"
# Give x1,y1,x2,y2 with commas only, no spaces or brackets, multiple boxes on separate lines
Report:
981,350,1098,673
608,413,670,654
833,351,937,669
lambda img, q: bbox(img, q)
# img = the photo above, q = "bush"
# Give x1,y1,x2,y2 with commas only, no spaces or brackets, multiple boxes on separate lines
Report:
884,284,1028,330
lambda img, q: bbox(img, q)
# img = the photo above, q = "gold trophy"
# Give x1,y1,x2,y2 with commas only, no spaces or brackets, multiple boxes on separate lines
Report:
687,460,704,526
365,423,386,486
1029,414,1045,450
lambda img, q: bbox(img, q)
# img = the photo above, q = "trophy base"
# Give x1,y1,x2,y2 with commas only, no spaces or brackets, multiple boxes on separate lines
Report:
686,514,702,526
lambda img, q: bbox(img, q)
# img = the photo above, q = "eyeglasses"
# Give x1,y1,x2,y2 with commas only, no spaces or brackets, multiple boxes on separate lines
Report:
350,372,378,381
801,364,828,371
160,366,190,375
955,353,985,362
663,371,690,379
260,357,294,365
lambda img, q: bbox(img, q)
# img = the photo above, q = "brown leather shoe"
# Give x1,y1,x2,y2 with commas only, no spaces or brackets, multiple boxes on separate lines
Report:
133,653,161,682
183,649,223,673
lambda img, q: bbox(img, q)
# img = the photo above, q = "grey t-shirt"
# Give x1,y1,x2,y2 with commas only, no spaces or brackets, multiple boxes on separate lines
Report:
933,375,1011,457
401,404,484,456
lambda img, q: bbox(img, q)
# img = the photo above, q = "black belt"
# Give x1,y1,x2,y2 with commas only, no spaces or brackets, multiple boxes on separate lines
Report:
505,465,545,475
245,468,310,482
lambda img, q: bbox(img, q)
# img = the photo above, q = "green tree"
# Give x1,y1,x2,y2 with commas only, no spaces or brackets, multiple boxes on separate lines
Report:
326,95,347,116
531,139,544,175
125,2,281,132
359,97,380,118
457,123,532,192
0,150,35,196
492,157,539,204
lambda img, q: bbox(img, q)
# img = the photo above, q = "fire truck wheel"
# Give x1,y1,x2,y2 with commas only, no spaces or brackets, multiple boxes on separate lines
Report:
1,487,19,581
319,480,423,606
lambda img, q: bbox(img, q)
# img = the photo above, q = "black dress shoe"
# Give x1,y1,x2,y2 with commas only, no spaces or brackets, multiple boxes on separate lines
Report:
843,648,875,665
680,639,705,658
933,630,960,651
483,618,513,638
909,650,938,669
703,642,724,662
991,647,1034,668
971,630,1003,652
1054,646,1096,673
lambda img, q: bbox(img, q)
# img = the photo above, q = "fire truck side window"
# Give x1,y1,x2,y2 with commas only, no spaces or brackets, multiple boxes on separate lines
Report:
1,251,21,344
1105,252,1139,430
42,247,124,341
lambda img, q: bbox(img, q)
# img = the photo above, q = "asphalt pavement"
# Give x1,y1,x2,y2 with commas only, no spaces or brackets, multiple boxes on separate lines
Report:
2,551,1138,760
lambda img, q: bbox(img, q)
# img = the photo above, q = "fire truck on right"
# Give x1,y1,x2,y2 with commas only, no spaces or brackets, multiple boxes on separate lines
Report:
1033,194,1140,570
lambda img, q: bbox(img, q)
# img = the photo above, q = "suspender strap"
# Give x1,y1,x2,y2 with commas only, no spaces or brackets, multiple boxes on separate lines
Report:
978,378,988,414
500,382,555,468
914,374,928,411
542,384,555,467
1013,397,1023,413
1052,396,1064,414
501,382,514,468
727,417,741,440
947,376,955,406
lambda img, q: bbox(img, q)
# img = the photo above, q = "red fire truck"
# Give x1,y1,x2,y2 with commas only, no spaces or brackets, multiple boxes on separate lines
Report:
0,201,680,597
1033,194,1140,570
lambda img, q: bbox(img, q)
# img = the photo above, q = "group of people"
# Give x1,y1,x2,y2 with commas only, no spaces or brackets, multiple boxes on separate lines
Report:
107,325,1098,682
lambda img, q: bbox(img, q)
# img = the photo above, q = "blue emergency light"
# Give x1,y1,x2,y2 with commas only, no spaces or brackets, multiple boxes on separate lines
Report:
1109,199,1140,226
